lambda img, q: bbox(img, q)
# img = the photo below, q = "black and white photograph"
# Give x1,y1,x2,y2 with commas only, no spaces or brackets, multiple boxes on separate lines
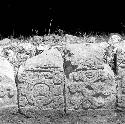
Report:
0,0,125,124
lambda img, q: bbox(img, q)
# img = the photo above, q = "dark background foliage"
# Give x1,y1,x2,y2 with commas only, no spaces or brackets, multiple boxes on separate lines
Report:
0,0,124,38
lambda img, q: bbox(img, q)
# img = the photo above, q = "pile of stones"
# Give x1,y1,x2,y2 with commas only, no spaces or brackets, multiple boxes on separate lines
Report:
0,34,125,123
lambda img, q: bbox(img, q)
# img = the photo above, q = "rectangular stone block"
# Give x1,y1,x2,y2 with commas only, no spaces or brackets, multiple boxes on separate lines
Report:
17,49,65,116
65,59,117,111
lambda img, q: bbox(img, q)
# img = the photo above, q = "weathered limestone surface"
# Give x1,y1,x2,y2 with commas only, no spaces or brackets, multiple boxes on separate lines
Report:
16,38,119,116
0,35,122,118
0,57,15,82
18,47,65,115
0,57,17,109
65,42,117,111
1,35,125,123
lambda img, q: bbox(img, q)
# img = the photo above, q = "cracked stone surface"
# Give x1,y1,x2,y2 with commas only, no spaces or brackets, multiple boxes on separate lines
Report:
0,34,125,123
16,39,118,116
